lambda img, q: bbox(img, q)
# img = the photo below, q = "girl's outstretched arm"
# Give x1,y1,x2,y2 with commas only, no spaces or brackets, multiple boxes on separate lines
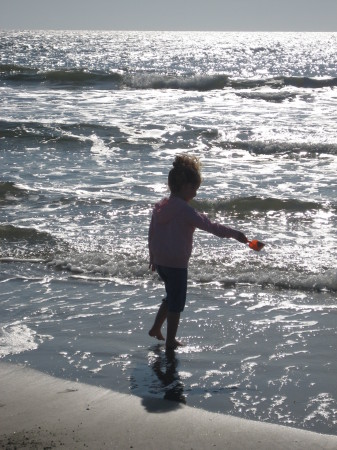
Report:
187,206,248,243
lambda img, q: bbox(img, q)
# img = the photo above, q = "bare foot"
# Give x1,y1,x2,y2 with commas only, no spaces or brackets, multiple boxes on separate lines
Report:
165,339,183,350
149,329,165,341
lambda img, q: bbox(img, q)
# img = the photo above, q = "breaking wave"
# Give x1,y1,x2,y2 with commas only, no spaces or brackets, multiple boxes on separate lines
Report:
233,268,337,294
2,245,336,293
0,182,28,204
2,65,337,91
2,119,337,158
193,196,331,217
124,73,229,91
0,120,124,143
0,64,123,86
0,224,53,241
221,140,337,156
0,224,69,259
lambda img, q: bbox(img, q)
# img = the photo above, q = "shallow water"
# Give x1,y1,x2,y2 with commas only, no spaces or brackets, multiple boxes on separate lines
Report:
1,267,336,434
1,30,337,434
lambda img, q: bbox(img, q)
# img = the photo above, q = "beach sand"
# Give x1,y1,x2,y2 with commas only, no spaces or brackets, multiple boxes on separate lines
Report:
1,363,337,449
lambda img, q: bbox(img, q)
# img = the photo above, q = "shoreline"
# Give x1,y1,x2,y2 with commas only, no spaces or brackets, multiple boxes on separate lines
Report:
1,362,337,449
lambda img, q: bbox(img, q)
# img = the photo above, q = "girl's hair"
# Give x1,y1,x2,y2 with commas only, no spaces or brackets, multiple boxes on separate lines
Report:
168,154,202,194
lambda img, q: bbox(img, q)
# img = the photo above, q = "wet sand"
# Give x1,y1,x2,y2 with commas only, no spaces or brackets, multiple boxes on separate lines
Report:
1,362,337,449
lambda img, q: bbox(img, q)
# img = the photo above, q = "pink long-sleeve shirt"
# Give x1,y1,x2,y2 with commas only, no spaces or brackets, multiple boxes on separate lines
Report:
148,195,241,269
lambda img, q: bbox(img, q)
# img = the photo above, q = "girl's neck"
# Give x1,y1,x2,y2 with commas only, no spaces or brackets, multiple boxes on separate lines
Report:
171,192,187,201
171,183,198,203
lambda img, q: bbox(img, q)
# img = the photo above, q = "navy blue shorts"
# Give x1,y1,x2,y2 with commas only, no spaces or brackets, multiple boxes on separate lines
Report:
156,265,188,313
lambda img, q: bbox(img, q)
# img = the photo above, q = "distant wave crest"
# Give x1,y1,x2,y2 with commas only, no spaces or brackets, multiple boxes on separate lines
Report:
193,196,328,217
221,140,337,156
2,65,337,92
123,73,230,91
0,64,123,86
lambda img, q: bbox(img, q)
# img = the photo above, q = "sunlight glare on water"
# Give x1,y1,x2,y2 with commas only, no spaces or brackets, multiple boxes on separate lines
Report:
1,30,336,435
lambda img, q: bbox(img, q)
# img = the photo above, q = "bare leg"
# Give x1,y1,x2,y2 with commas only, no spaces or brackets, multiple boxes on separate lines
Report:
166,311,183,349
149,301,167,341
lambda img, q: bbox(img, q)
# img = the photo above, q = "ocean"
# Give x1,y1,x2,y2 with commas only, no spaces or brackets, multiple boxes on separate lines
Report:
0,30,336,435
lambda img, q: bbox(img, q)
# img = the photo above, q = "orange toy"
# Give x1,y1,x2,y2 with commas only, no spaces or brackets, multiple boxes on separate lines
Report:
248,240,265,251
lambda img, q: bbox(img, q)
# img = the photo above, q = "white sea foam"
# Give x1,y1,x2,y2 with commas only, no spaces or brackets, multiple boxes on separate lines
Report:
0,324,38,357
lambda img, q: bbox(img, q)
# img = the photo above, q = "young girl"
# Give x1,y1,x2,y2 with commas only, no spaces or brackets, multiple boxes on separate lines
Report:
148,154,248,350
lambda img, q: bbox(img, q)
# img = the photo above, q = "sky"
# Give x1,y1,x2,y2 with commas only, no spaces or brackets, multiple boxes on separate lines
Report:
1,0,337,32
